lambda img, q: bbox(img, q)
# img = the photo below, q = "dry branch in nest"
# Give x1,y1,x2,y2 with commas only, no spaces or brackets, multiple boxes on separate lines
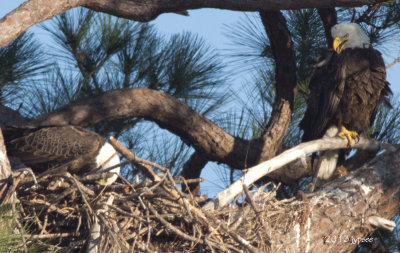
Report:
5,136,398,252
11,159,306,252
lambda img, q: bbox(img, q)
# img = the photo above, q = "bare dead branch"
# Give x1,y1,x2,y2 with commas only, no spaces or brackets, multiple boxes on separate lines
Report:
108,137,159,182
203,136,394,210
71,174,94,214
243,185,259,214
29,232,72,239
9,145,400,252
386,56,400,69
146,201,201,243
368,216,396,231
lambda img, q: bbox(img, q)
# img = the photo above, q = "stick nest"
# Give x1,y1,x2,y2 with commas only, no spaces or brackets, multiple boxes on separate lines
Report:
11,168,306,252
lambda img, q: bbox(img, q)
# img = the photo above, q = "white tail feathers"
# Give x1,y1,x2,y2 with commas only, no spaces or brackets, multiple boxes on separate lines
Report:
317,126,339,180
96,142,120,185
317,149,339,179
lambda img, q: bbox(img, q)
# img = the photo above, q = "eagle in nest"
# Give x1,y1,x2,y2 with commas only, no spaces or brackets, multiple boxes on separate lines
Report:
299,23,392,184
3,125,120,185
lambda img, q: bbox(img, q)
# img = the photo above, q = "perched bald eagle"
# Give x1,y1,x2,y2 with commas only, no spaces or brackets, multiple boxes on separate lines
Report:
299,23,391,182
3,125,120,185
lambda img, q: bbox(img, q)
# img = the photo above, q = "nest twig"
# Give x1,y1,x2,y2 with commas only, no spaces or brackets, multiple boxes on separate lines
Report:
8,138,307,252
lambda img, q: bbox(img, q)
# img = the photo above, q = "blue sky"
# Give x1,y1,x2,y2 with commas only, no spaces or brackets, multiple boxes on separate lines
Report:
1,2,399,195
2,2,398,90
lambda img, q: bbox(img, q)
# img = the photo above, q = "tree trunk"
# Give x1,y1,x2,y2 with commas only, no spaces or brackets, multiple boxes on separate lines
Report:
267,149,400,252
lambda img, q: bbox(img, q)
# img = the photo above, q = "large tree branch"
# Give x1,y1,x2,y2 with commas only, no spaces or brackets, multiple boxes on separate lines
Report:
30,88,284,171
180,151,209,196
2,89,310,183
32,88,240,162
258,11,296,161
0,0,85,48
181,11,297,192
0,0,390,48
0,104,31,127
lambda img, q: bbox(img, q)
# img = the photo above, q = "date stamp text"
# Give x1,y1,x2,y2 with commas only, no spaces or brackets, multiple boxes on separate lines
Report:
323,235,373,245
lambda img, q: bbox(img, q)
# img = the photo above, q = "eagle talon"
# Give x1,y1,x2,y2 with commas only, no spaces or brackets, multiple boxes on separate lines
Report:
338,126,358,147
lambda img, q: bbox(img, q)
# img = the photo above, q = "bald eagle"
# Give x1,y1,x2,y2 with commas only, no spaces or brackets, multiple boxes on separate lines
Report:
299,23,391,182
3,125,120,185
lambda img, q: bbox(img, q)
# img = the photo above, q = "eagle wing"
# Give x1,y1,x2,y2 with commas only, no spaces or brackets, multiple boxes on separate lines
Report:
5,126,105,171
300,47,391,142
300,49,346,141
337,48,391,133
366,49,392,125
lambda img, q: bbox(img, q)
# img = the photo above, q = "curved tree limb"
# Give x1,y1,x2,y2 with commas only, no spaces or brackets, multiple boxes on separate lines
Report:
2,88,311,183
0,0,86,48
180,151,209,196
32,88,246,164
30,88,281,169
0,104,31,127
0,0,389,48
179,11,297,193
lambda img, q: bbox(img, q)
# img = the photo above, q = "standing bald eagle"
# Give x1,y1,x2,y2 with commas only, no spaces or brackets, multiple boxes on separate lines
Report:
3,125,120,185
299,23,391,182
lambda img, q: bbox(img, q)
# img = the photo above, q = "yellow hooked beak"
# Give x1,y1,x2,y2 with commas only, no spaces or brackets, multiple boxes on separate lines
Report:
333,36,345,54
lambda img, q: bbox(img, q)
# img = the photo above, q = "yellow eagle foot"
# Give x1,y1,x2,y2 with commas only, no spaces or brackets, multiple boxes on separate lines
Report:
338,126,358,147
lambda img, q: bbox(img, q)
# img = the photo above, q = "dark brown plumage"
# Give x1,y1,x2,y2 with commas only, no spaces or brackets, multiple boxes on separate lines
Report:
4,126,106,174
300,23,392,188
300,47,391,143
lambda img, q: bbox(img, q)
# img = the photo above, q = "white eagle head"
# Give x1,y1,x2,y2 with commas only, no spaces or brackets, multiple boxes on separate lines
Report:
331,23,370,53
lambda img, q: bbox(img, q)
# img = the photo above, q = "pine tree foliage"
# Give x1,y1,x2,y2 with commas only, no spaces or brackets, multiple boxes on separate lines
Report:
1,8,228,178
223,10,326,146
0,32,49,104
1,2,400,252
337,1,400,47
224,7,400,146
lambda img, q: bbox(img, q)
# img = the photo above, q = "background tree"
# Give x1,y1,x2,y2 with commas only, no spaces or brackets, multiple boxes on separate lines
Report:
1,0,400,251
222,7,400,251
3,8,228,181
